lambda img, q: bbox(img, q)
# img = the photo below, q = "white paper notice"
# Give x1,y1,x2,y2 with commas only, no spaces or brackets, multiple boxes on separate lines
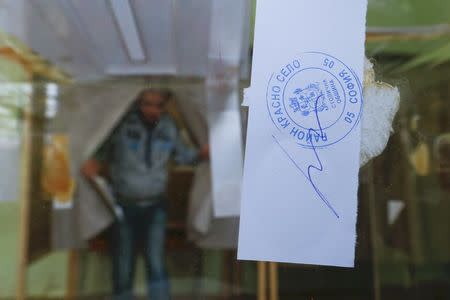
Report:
206,0,247,217
238,0,367,267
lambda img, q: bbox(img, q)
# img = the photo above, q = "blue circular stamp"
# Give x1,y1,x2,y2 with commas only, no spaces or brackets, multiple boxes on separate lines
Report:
266,52,363,148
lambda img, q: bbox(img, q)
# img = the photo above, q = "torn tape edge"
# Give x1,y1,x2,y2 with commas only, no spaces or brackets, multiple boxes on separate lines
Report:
242,87,251,107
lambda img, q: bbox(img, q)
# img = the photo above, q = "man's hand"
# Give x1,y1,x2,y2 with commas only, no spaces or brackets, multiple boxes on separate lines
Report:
81,159,102,179
199,144,210,161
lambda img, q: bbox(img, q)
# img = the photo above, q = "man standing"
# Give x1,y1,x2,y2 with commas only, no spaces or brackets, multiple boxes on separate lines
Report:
82,88,208,300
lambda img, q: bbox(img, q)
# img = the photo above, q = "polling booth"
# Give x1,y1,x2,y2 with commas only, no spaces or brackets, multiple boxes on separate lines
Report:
1,1,253,299
0,1,449,300
0,30,72,299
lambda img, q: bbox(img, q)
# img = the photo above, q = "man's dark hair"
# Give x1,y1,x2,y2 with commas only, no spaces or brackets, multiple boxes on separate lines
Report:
135,88,173,105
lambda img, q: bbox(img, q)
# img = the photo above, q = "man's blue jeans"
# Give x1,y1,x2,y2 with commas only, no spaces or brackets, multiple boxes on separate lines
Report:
110,200,170,300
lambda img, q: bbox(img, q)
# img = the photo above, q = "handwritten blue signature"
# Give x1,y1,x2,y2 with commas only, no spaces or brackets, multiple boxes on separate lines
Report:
273,94,340,218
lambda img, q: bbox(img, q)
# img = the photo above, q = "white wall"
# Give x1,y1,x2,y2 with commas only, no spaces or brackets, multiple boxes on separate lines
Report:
0,0,27,41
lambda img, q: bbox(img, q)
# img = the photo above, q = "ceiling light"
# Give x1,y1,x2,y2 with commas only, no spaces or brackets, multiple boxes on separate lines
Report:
109,0,146,62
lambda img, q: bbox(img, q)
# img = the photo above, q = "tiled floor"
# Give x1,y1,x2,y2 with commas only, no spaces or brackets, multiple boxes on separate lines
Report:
28,296,254,300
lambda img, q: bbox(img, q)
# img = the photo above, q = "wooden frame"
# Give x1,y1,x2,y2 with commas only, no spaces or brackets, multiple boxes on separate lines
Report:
15,84,78,300
258,261,279,300
16,94,33,300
